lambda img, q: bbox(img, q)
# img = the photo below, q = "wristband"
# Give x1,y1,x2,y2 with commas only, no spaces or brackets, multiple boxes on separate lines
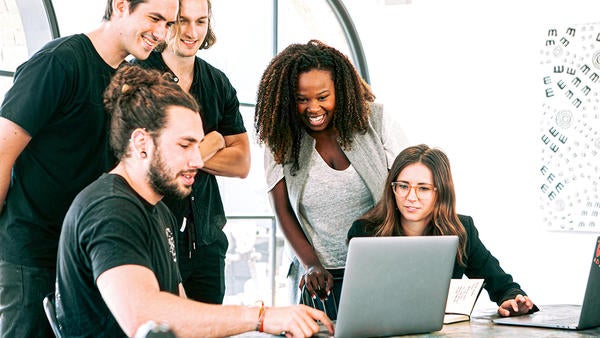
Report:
256,300,266,332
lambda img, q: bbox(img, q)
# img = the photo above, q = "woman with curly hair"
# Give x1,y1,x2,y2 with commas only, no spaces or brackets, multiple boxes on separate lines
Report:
255,40,407,314
348,144,538,317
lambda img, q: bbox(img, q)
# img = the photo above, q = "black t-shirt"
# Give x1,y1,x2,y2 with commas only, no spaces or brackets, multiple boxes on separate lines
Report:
0,34,117,268
133,52,246,246
56,173,180,337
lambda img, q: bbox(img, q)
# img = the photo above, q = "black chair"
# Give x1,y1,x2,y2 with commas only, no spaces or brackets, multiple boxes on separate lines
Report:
300,285,339,320
299,269,344,320
134,321,177,338
43,292,63,338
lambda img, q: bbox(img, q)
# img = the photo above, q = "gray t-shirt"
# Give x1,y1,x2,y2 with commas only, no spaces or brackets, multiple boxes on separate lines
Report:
299,149,373,269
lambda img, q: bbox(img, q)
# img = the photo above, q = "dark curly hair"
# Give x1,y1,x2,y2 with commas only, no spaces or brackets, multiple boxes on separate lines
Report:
254,39,375,173
104,64,199,159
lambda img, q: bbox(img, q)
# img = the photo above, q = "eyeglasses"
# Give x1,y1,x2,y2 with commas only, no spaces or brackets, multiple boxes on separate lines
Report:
391,182,437,200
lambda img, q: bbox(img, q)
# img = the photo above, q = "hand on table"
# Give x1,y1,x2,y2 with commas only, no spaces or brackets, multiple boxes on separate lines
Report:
498,294,536,317
263,305,334,338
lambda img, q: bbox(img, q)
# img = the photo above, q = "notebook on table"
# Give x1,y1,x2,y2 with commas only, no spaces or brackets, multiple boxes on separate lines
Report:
316,235,458,338
443,278,485,324
493,236,600,331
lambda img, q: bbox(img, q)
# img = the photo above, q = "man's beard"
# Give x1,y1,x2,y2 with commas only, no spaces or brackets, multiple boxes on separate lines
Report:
148,148,194,200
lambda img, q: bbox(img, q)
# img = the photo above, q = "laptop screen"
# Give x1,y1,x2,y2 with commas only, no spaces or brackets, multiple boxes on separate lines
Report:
333,236,458,337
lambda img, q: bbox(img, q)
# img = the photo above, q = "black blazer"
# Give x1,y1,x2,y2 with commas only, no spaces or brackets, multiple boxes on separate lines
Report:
348,214,529,305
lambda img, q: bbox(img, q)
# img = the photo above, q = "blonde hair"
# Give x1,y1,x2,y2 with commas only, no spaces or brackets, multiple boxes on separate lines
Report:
156,0,216,52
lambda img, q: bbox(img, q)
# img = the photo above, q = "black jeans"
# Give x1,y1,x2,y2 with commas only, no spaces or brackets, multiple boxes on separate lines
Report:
177,230,229,304
0,260,55,338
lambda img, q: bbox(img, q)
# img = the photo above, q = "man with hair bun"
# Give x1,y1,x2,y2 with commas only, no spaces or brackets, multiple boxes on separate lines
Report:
55,64,333,338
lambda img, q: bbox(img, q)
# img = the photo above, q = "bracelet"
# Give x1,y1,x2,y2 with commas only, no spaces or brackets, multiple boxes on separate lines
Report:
256,300,266,332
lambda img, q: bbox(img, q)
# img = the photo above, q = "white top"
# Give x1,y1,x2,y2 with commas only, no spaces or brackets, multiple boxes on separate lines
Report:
298,148,373,269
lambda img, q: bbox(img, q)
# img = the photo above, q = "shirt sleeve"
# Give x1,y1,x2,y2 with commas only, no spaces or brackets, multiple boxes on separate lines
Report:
80,197,155,282
216,73,246,136
0,52,70,137
380,107,409,169
462,216,526,304
347,219,372,242
264,146,284,192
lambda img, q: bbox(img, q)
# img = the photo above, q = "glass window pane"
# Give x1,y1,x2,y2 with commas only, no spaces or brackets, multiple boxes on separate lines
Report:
217,105,271,216
278,0,352,58
223,217,279,305
200,0,274,105
0,0,28,73
51,0,104,37
0,75,14,103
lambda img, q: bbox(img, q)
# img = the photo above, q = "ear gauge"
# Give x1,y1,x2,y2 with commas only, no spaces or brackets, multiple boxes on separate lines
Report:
140,151,147,159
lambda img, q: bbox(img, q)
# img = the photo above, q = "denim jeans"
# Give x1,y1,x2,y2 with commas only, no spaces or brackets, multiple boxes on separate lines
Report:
0,260,54,338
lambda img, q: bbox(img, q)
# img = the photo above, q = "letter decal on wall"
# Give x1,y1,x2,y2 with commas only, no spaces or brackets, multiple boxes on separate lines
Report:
540,23,600,232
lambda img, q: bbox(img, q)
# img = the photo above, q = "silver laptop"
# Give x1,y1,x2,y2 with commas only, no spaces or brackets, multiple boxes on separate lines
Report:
493,236,600,330
317,235,458,338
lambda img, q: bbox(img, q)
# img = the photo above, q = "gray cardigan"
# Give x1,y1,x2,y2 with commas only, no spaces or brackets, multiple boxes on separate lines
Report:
263,103,406,300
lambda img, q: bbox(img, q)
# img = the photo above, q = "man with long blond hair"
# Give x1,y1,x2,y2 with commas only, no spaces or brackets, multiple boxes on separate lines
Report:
133,0,250,304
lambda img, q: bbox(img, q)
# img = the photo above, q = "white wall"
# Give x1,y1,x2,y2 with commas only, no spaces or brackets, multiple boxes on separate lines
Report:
343,0,600,308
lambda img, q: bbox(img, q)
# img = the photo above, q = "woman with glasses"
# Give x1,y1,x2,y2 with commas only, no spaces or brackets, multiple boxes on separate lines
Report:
255,40,407,315
348,144,538,317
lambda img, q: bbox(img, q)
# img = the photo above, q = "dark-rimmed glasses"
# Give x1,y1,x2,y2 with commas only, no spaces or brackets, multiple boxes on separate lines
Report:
391,182,437,200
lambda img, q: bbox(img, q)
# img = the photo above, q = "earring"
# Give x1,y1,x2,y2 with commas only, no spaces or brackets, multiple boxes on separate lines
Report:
140,151,147,159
